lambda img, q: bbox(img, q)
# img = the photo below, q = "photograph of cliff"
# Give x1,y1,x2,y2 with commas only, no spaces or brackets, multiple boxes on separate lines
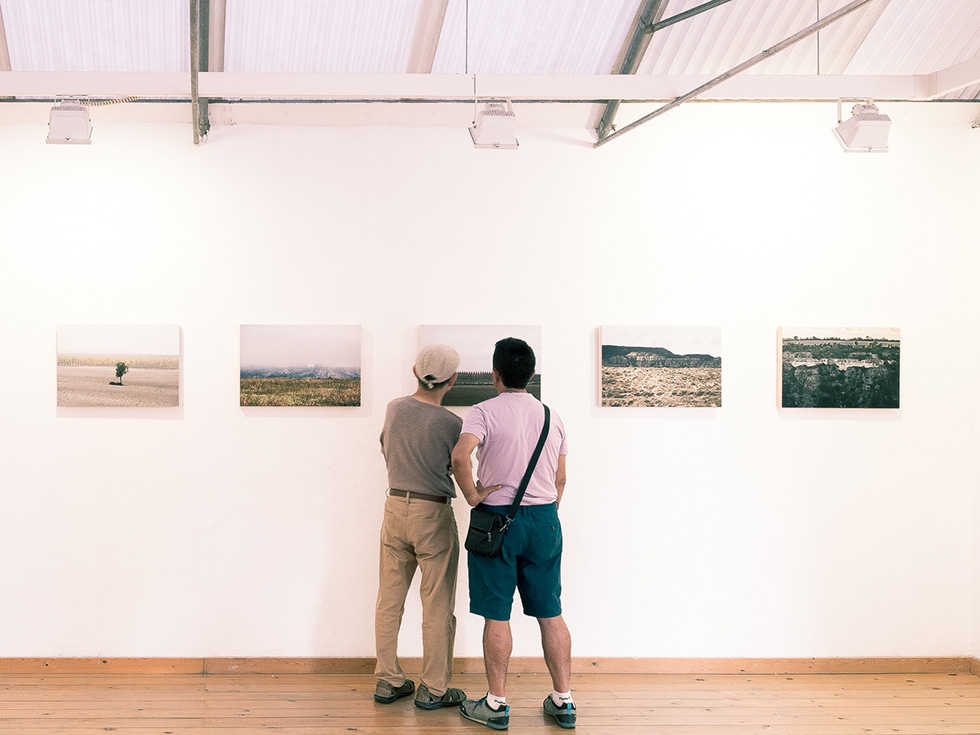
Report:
600,326,722,407
779,327,900,409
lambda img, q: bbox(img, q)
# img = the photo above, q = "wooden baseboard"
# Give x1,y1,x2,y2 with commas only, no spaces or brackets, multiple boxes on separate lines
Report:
1,656,977,676
0,658,204,675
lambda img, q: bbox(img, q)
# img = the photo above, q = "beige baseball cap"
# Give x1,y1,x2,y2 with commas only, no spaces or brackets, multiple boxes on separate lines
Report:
415,344,460,388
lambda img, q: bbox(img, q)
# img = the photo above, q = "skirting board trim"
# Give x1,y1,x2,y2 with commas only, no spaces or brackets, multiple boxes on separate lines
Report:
0,657,977,676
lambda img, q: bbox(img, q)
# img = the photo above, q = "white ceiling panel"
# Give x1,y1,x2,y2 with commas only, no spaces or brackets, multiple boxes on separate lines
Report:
432,0,641,75
639,0,893,77
0,0,187,72
848,0,980,74
223,0,423,73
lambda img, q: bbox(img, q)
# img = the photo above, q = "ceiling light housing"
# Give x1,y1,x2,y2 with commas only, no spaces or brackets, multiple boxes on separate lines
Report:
47,98,93,145
469,101,518,150
833,99,890,153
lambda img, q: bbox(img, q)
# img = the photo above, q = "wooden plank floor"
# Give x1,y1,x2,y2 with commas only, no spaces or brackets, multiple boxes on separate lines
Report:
1,670,978,734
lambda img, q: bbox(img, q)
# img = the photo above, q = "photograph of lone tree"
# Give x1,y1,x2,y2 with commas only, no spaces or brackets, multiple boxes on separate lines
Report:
57,325,181,407
779,327,900,409
600,326,722,407
420,325,542,407
240,325,361,407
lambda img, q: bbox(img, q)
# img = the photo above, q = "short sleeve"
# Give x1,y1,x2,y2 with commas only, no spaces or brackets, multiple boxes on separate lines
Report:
460,404,488,444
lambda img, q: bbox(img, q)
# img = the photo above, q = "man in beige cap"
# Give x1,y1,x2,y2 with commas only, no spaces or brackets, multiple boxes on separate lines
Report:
374,344,468,709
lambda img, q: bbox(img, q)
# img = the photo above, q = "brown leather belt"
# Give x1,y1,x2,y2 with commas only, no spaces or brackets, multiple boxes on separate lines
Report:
388,488,450,504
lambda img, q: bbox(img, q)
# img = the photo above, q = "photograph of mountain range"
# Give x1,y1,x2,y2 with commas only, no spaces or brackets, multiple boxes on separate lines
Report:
240,324,361,406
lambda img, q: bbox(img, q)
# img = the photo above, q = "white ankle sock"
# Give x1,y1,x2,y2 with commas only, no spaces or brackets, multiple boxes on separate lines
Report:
551,690,573,706
486,692,507,710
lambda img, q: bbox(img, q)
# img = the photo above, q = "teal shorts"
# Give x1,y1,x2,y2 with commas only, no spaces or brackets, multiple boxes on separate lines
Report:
467,503,562,621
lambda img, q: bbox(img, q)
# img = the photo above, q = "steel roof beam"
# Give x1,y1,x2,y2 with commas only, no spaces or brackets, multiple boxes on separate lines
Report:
0,70,938,101
191,0,209,143
648,0,738,34
595,0,737,138
595,0,670,140
918,53,980,99
594,0,881,147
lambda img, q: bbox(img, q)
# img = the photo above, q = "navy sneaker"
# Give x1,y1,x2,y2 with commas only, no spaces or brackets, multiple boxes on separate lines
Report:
460,696,509,730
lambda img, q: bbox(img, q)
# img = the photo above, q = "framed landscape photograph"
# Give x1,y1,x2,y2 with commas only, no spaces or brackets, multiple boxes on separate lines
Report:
419,325,542,406
57,324,181,408
779,327,900,409
240,325,361,407
599,326,722,407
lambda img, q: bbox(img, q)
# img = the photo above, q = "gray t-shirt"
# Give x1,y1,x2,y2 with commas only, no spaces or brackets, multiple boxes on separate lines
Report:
380,396,463,497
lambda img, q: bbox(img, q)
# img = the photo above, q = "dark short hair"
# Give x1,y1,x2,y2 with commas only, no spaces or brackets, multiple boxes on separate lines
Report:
493,337,536,390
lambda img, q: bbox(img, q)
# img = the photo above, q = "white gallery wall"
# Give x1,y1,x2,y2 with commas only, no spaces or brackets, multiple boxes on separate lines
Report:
0,102,978,661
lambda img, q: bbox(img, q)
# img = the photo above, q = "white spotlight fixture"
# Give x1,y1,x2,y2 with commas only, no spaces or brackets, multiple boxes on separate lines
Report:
46,98,93,145
469,100,518,149
833,99,890,153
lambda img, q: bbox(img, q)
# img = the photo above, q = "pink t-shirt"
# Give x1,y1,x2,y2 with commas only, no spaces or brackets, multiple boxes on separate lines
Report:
460,392,567,506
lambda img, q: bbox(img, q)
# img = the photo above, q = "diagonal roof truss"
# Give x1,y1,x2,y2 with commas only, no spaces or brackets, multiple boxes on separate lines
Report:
596,0,885,147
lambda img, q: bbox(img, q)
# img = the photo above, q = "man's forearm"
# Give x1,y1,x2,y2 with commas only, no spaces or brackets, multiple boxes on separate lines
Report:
555,455,567,507
452,455,481,506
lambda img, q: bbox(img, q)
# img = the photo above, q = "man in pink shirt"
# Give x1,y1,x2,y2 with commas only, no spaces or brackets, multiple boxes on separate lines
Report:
451,338,576,730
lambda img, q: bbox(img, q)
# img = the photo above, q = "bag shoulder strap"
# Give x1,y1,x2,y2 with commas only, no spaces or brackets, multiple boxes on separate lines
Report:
506,404,551,520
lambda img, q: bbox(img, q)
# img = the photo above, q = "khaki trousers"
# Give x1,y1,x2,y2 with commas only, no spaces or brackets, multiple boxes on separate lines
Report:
375,494,459,696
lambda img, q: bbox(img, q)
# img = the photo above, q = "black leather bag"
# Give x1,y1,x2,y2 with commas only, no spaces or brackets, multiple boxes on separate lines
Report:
464,405,551,559
464,507,510,558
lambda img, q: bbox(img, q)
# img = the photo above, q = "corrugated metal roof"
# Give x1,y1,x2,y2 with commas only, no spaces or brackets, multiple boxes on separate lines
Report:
2,0,979,86
223,0,422,73
1,0,978,136
637,0,980,77
848,0,980,74
0,0,187,72
432,0,642,75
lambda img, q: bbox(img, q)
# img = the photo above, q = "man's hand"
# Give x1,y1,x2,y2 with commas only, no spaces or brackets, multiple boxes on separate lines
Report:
452,432,498,507
474,479,503,505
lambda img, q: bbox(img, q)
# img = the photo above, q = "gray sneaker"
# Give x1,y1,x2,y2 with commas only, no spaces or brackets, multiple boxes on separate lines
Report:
374,678,415,704
543,695,577,728
459,696,509,730
415,683,466,710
